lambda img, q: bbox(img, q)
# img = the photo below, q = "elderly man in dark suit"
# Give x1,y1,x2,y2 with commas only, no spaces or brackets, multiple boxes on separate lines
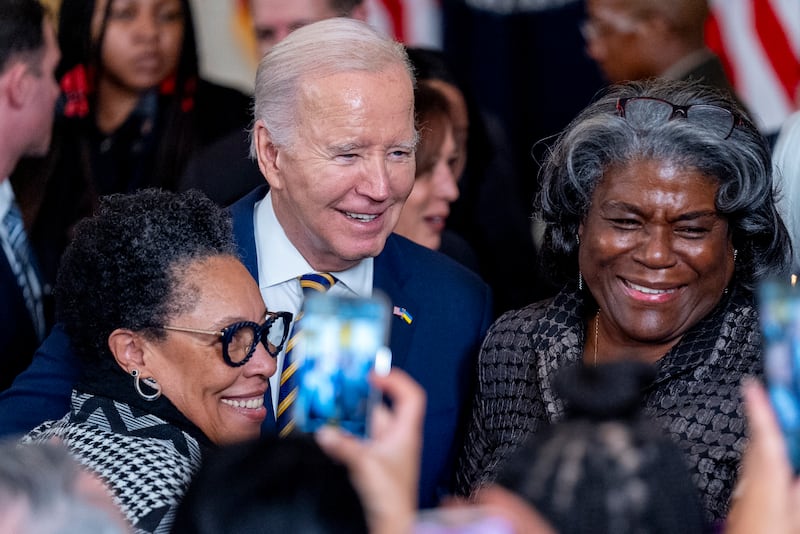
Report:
0,0,60,390
0,18,493,509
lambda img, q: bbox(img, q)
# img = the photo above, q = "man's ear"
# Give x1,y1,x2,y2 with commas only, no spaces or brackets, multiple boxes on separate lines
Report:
4,62,31,109
108,328,148,376
253,119,284,190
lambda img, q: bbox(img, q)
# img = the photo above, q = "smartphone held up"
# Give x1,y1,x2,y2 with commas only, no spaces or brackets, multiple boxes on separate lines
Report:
759,279,800,472
293,292,393,438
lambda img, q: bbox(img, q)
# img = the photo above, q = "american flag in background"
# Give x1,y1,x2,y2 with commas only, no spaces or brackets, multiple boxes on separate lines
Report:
706,0,800,134
366,0,442,48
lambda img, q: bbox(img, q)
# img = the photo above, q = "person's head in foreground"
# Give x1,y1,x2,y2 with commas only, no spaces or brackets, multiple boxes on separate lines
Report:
250,17,418,273
478,362,707,533
393,81,461,250
539,77,790,364
171,434,368,534
0,440,128,534
55,188,288,445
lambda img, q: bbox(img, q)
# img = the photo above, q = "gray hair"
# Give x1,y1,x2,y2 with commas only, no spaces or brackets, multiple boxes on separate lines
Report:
538,78,791,291
0,441,127,534
250,17,414,155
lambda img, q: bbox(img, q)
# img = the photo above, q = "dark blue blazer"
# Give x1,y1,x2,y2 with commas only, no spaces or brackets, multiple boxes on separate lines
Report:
0,185,493,507
0,253,40,391
231,186,493,506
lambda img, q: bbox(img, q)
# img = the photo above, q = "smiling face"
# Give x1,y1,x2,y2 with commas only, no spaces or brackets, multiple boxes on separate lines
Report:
579,159,734,352
257,65,416,272
93,0,184,95
142,255,276,445
394,123,460,250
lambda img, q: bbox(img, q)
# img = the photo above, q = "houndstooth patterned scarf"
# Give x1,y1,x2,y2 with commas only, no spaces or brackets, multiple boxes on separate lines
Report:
23,390,205,534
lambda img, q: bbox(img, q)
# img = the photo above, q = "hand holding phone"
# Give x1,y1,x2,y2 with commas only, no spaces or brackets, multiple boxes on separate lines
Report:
758,280,800,472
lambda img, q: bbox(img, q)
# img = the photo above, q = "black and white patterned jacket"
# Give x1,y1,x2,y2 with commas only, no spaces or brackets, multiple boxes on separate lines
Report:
455,285,761,524
23,389,206,534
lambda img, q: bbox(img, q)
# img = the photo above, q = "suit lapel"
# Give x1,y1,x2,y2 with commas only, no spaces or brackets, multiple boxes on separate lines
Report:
374,235,418,370
229,185,278,436
229,185,268,281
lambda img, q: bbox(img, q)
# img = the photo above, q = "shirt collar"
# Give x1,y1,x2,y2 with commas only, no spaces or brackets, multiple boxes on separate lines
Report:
253,191,373,296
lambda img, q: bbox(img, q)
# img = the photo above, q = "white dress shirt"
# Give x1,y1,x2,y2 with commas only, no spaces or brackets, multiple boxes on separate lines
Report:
253,191,374,411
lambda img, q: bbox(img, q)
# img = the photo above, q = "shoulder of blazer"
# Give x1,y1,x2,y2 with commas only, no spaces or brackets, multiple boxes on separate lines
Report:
229,185,269,279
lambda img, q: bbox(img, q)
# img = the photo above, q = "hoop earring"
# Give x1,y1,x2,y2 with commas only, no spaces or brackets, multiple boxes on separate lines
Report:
131,369,161,402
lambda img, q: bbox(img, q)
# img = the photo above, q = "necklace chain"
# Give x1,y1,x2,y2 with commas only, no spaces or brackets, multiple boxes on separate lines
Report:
593,309,601,366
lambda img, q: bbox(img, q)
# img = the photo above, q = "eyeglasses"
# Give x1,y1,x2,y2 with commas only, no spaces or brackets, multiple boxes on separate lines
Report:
616,96,745,139
163,311,293,368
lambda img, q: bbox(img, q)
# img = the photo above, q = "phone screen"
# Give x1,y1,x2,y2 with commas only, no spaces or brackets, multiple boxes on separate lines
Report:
293,292,392,437
759,279,800,472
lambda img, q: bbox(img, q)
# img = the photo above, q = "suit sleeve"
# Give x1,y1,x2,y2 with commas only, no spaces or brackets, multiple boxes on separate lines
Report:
0,323,78,437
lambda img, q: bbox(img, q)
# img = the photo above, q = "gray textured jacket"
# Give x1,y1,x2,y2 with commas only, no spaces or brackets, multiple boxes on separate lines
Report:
456,286,761,523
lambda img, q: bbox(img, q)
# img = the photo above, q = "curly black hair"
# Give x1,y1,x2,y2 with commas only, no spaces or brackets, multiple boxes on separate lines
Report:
537,78,792,291
55,188,237,363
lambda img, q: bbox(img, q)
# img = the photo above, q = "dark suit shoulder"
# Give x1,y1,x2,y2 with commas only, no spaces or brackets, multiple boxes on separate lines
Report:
380,233,488,293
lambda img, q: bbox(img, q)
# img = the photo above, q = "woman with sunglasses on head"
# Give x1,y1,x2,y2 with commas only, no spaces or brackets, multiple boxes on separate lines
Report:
456,78,791,525
11,0,251,296
21,189,291,534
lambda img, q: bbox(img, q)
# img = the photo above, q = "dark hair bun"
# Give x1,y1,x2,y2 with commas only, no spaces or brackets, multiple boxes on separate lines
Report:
554,361,656,420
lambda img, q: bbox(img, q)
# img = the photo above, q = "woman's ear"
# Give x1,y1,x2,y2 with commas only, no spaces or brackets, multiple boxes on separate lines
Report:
108,328,146,375
253,119,284,191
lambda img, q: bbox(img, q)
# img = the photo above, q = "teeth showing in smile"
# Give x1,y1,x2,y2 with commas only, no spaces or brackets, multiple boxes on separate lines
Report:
626,281,676,295
345,212,378,222
221,397,264,409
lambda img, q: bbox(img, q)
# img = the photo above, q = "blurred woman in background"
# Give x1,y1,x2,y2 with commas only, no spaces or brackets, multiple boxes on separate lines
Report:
12,0,251,294
394,80,478,272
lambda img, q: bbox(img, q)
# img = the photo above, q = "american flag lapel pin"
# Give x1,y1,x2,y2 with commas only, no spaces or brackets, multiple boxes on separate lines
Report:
393,305,413,324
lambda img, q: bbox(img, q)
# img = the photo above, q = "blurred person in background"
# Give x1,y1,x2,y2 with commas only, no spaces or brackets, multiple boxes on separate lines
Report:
582,0,738,100
0,0,60,390
12,0,252,296
393,80,479,272
405,46,539,316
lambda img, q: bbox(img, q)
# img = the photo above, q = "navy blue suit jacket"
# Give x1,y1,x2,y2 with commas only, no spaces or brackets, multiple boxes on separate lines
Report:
0,253,40,391
0,185,493,507
231,186,493,506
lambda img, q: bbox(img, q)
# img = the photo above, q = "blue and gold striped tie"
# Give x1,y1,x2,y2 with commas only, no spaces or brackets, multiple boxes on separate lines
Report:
277,272,336,436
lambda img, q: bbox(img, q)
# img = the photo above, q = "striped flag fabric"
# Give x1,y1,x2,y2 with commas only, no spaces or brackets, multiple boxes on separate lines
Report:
366,0,443,48
706,0,800,134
